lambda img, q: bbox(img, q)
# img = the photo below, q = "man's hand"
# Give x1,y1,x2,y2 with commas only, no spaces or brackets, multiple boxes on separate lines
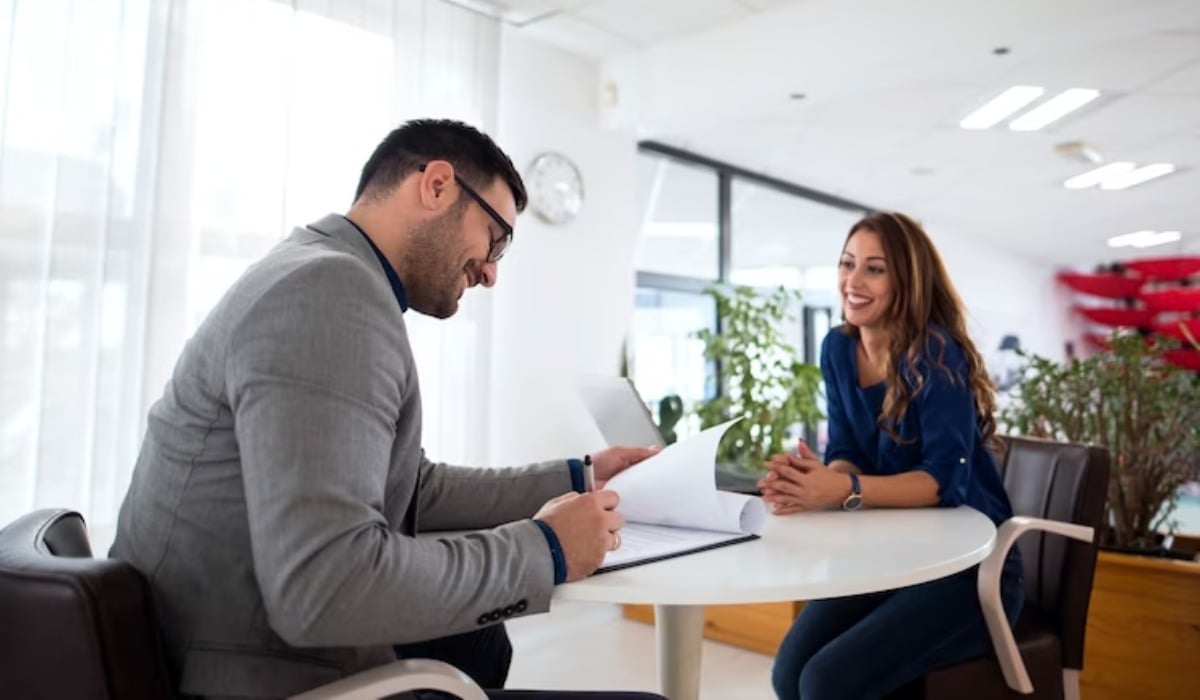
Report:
533,490,624,582
591,445,660,488
757,441,850,515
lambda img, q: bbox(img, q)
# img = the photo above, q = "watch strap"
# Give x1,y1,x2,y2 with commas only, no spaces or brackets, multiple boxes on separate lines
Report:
842,473,863,511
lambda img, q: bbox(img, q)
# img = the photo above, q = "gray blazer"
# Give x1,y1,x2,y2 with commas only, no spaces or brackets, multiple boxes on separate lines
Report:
111,214,571,699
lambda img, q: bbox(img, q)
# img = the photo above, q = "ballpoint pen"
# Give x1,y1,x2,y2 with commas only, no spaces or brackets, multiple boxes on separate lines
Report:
583,454,596,492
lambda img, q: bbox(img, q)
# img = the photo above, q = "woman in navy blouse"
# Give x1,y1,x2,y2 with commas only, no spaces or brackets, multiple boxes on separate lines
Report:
760,212,1023,700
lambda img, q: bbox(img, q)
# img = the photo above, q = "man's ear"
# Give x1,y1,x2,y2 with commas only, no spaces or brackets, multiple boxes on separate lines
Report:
417,160,456,212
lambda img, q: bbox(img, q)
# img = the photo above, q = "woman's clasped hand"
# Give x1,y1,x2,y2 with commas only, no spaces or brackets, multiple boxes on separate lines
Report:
757,441,852,515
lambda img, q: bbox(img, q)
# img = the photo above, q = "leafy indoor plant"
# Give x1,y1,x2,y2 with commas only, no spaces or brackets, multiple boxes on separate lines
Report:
693,286,824,475
1000,333,1200,551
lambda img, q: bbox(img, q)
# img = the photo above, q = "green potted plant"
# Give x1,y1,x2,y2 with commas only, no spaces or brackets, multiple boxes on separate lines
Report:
692,285,824,488
1000,332,1200,552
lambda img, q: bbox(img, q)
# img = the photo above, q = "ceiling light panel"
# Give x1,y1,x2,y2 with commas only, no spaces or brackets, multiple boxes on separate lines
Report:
959,86,1044,130
1107,230,1157,247
1063,162,1136,189
1099,163,1178,190
1107,230,1183,248
1008,88,1100,131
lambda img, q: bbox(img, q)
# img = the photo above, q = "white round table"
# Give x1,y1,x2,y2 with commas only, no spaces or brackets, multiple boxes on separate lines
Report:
554,506,996,700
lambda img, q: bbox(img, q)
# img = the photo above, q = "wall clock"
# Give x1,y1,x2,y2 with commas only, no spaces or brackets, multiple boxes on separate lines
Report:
527,152,584,225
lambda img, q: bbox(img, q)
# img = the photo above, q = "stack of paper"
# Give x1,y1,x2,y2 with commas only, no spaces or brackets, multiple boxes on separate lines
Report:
600,419,765,572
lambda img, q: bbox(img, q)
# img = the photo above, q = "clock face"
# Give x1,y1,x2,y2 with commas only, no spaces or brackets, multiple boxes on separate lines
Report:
527,152,583,225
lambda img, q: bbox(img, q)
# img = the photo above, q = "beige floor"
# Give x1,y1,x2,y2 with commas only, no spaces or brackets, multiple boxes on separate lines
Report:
506,600,776,699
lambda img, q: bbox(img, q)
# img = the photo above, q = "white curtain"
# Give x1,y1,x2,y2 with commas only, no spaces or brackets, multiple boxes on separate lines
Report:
0,0,500,550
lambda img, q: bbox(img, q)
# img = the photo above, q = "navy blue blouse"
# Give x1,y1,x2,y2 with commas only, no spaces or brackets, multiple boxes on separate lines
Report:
821,326,1013,525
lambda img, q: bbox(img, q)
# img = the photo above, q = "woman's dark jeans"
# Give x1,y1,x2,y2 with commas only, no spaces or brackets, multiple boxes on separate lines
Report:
771,551,1024,700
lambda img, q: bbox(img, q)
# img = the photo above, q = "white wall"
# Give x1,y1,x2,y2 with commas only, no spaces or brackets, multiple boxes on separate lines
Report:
489,31,640,465
934,229,1076,364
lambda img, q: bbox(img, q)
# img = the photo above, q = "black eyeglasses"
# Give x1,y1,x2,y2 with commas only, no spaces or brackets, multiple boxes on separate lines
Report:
419,164,513,262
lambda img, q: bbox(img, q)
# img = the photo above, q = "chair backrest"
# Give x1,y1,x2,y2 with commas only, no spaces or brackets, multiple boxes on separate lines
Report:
0,508,174,699
993,435,1111,670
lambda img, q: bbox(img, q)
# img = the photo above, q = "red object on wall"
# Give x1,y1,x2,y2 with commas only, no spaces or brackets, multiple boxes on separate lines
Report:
1073,306,1156,327
1153,318,1200,342
1122,256,1200,281
1056,272,1144,299
1164,349,1200,371
1138,287,1200,313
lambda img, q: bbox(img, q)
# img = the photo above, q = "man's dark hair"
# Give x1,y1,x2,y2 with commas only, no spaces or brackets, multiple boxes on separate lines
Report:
354,119,527,213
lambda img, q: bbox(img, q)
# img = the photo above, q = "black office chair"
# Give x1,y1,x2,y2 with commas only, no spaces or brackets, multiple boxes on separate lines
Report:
0,508,487,699
898,435,1110,699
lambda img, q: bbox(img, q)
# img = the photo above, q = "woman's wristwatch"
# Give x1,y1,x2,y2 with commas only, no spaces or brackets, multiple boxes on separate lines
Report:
841,473,863,511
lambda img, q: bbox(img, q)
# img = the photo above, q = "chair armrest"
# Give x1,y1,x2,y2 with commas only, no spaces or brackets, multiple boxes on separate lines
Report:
289,658,488,700
977,515,1094,695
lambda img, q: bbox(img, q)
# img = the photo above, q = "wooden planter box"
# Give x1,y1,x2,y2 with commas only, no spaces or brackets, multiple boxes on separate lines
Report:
622,545,1200,698
1079,549,1200,700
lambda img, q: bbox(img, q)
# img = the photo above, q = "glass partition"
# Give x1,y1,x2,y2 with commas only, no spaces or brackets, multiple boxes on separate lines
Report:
631,143,871,453
729,177,865,310
630,287,716,441
635,154,720,279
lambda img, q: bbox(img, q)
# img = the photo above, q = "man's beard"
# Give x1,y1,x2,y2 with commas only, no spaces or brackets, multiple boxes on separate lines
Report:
405,206,468,319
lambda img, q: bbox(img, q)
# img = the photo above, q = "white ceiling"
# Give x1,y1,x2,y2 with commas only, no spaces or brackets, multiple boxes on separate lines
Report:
492,0,797,57
501,0,1200,267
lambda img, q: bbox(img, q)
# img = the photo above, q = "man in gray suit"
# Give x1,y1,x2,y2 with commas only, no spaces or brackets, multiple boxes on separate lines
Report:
111,119,663,700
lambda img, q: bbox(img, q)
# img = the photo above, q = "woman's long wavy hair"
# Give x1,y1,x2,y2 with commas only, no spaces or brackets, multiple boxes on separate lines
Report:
840,212,997,446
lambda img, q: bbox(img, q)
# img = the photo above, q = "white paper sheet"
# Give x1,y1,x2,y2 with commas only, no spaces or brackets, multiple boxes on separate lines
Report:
599,418,766,571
